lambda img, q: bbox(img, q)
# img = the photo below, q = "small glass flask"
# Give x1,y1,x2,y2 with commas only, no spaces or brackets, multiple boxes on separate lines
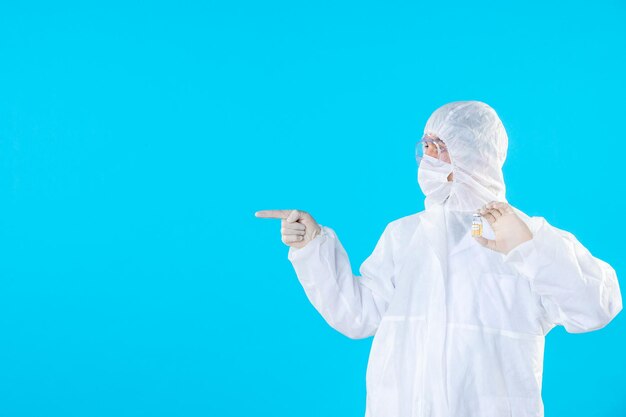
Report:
471,211,483,237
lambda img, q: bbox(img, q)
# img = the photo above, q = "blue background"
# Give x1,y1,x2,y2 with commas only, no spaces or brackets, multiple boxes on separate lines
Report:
1,1,624,416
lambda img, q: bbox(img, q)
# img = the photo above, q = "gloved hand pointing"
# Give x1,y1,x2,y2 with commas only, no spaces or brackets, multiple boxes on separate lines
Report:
473,201,533,255
255,209,322,249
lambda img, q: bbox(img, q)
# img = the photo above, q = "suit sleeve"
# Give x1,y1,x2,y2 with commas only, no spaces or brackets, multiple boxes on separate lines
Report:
503,216,622,333
287,224,396,339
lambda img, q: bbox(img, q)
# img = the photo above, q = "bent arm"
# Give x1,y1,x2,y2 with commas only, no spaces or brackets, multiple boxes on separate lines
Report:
287,225,395,339
503,217,622,333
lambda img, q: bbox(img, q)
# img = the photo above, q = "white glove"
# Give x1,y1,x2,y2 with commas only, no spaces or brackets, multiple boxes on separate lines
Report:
255,209,322,249
472,201,533,255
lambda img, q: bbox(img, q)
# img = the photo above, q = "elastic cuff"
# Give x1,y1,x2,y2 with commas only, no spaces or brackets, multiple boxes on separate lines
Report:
502,238,535,263
287,225,329,262
502,225,557,280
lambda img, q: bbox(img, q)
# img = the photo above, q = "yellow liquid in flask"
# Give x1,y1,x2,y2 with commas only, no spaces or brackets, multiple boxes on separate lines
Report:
471,214,483,237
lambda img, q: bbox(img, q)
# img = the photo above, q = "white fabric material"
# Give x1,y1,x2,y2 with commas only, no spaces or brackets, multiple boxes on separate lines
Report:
287,101,622,417
417,155,453,204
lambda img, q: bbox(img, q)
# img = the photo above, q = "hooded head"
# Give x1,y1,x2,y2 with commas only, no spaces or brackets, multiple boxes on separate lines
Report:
419,101,509,212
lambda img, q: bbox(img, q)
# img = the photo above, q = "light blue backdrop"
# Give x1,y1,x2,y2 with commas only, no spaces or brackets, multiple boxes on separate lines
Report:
1,1,624,416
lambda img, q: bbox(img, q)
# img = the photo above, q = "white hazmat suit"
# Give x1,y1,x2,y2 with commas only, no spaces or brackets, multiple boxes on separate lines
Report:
287,101,622,417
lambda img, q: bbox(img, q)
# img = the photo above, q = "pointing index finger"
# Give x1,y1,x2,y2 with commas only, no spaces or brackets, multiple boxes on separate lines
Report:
255,209,292,219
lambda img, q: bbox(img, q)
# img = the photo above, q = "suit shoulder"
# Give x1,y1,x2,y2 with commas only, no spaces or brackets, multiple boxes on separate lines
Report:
509,206,576,240
384,212,423,239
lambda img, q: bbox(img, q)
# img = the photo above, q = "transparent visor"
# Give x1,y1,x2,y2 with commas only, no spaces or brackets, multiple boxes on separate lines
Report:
415,134,452,165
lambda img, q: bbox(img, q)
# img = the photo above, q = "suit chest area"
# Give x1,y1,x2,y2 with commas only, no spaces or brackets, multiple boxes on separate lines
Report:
388,238,545,334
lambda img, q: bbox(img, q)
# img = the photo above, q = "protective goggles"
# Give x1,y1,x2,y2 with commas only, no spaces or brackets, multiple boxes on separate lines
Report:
415,134,451,164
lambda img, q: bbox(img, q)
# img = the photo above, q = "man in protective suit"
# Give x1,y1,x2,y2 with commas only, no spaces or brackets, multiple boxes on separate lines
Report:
255,101,622,417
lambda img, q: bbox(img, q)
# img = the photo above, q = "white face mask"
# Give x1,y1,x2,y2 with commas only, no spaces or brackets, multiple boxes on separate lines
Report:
418,154,453,199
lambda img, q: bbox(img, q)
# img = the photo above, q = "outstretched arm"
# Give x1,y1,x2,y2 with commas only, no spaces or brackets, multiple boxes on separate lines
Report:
287,224,396,339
